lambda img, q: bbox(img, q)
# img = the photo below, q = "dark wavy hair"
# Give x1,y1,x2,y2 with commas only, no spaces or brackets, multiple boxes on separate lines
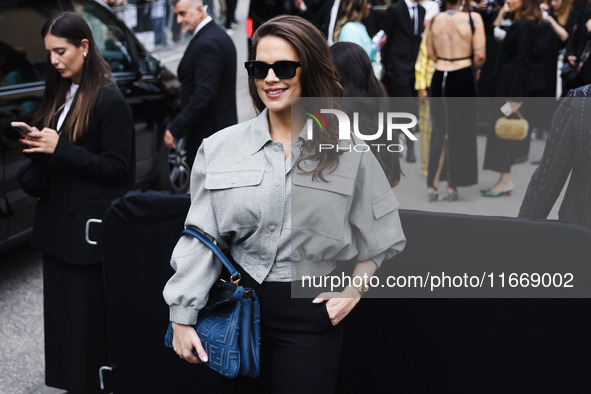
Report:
249,15,344,182
34,12,112,141
512,0,542,23
330,41,402,187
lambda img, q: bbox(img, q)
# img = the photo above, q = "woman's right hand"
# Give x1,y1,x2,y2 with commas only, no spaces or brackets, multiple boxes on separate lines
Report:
568,56,577,67
172,322,208,364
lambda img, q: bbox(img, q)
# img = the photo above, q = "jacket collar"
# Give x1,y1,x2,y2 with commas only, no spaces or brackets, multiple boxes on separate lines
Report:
248,109,273,155
246,108,309,155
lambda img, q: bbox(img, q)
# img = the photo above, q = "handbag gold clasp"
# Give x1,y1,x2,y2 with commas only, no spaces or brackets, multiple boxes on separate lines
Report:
230,273,241,286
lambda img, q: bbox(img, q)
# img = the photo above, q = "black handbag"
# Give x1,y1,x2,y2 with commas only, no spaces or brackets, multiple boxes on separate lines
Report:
562,40,591,86
164,228,261,379
561,62,579,85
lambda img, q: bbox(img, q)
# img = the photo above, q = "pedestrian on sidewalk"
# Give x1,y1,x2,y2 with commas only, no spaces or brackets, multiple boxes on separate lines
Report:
164,0,237,168
380,0,426,163
17,12,134,394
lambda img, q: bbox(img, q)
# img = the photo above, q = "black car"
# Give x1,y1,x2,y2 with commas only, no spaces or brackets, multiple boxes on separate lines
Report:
0,0,189,253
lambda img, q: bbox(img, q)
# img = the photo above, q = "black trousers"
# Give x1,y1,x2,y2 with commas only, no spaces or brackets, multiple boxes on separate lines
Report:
220,269,343,394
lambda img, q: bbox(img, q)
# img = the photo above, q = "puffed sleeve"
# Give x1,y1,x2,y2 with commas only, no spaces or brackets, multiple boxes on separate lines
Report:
162,143,224,325
349,152,406,267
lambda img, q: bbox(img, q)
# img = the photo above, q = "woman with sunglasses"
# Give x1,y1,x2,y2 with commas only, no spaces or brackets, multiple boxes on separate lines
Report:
17,12,134,394
164,15,406,393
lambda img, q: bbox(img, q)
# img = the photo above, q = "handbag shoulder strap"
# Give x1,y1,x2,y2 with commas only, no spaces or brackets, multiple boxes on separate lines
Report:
182,228,241,285
577,39,591,72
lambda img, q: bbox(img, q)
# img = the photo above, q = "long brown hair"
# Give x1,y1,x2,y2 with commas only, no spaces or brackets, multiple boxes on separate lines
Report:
34,12,112,141
249,15,344,182
512,0,542,23
547,0,572,26
333,0,369,44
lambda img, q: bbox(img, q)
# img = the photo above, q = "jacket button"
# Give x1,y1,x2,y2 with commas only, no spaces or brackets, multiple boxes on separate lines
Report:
273,146,280,152
269,225,276,232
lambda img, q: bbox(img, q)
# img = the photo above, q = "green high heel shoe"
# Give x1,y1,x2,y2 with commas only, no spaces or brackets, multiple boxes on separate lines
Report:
481,189,512,197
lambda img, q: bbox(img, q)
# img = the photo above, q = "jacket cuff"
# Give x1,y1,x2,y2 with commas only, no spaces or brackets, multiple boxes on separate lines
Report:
167,120,184,140
49,137,71,167
169,305,199,325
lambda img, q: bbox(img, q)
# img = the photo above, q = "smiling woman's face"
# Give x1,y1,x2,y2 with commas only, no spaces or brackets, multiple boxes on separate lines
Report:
254,36,302,116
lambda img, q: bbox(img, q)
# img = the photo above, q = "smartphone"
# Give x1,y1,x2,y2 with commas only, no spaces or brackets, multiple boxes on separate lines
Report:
500,102,513,117
11,121,34,134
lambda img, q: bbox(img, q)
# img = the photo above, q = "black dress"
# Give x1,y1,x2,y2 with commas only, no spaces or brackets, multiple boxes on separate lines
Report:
427,11,479,190
543,10,576,98
483,19,538,173
428,67,479,189
18,84,134,394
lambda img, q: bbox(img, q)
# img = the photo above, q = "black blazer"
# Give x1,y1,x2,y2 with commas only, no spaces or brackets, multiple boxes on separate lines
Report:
18,85,135,264
493,19,538,98
168,20,237,165
380,1,425,74
519,84,591,228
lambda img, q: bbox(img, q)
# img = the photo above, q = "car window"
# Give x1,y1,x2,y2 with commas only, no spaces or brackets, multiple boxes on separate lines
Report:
0,1,52,91
72,0,134,73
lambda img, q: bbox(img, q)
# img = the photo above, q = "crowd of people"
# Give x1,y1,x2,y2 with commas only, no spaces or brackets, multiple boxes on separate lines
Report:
14,1,591,393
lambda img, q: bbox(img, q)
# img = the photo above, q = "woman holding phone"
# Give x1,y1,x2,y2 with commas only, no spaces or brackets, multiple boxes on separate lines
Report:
17,12,134,394
163,15,406,393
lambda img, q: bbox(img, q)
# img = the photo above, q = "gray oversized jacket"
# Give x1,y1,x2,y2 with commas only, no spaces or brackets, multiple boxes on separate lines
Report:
163,109,406,325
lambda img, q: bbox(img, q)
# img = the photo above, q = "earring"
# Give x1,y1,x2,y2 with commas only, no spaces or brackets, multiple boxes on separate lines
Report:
83,52,87,59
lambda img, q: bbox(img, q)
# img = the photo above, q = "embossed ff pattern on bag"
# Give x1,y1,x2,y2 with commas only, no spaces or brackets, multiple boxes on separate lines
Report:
164,228,261,378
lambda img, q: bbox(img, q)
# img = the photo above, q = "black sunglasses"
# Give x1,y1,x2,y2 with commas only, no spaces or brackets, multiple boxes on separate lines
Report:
244,60,302,79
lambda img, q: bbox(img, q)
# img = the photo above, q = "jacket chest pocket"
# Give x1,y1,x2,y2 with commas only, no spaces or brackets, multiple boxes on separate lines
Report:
292,174,354,240
205,164,265,232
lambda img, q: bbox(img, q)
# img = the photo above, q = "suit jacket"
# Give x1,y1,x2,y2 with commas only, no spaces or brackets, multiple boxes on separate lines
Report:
381,0,425,74
18,85,135,264
519,84,591,228
168,20,237,165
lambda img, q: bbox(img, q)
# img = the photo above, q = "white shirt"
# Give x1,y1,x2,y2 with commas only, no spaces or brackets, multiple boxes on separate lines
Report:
56,82,79,133
404,0,419,35
327,0,341,46
191,15,213,38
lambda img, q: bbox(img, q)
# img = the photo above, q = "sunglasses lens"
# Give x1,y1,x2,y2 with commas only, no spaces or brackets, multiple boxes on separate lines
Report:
252,62,269,79
246,61,300,79
273,62,296,79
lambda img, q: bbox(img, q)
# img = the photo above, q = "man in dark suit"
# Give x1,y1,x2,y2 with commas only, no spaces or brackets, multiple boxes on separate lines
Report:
381,0,425,162
519,84,591,229
165,0,237,167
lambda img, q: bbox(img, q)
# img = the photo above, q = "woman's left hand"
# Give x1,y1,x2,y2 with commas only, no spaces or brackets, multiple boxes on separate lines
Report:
21,128,59,154
313,287,361,326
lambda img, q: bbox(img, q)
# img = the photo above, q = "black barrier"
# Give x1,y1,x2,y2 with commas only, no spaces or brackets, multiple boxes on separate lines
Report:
102,190,220,393
337,211,591,393
101,191,591,392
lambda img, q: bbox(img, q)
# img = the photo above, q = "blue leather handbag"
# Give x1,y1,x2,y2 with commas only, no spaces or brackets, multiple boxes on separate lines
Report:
164,228,261,378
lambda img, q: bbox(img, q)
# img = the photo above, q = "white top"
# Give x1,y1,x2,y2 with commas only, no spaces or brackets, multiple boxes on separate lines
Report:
327,0,341,46
404,0,419,35
56,82,79,133
191,15,213,38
